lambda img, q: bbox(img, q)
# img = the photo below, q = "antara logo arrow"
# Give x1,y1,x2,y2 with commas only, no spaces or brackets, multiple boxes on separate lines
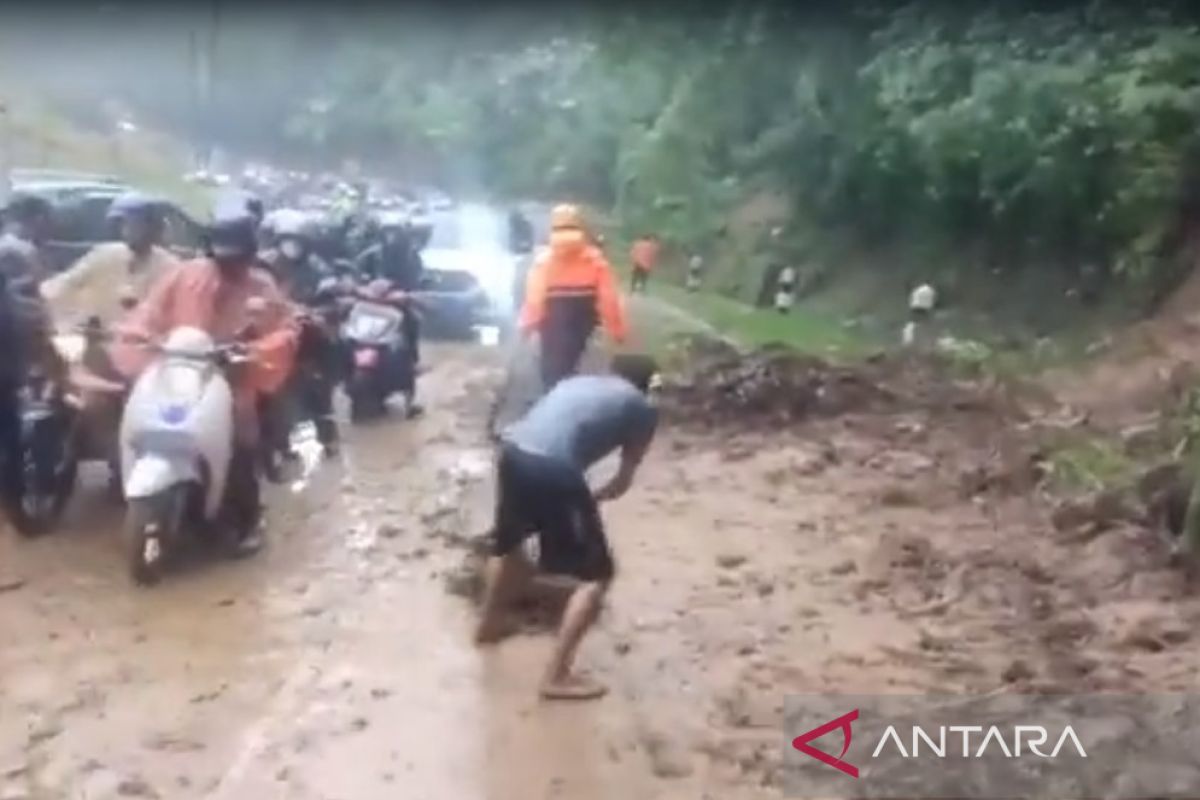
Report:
792,709,860,778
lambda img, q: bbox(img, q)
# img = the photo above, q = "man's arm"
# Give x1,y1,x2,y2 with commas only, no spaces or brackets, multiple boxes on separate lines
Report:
517,256,549,337
593,251,627,344
244,272,300,397
353,245,379,278
593,432,653,502
40,245,103,310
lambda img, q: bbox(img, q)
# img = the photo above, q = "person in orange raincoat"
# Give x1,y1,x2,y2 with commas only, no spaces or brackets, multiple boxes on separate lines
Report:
518,204,626,391
112,209,298,555
629,233,659,294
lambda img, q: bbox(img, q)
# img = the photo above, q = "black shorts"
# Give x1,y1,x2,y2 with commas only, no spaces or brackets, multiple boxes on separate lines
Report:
491,443,614,582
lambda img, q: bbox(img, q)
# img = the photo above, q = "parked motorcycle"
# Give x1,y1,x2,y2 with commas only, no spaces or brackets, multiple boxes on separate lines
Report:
341,279,414,422
12,362,77,535
118,326,249,585
56,316,128,492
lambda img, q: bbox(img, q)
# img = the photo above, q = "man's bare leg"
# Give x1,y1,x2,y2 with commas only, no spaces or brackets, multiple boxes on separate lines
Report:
474,551,534,644
540,580,609,700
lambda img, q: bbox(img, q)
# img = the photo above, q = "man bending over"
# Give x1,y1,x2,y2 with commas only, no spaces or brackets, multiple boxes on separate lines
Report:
475,354,660,701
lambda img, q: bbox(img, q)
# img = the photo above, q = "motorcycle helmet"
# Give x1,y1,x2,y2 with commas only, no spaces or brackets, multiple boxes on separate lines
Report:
271,208,311,260
548,203,586,251
550,203,584,231
244,195,265,227
3,191,53,226
205,209,259,263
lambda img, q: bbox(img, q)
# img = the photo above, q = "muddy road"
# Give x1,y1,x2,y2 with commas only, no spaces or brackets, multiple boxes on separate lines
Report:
4,329,1200,797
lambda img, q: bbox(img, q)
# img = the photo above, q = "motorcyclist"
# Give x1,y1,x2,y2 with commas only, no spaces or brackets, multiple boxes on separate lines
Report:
0,193,65,532
42,192,181,328
518,204,626,392
0,192,55,289
508,208,534,254
38,193,181,488
260,210,340,455
354,211,425,369
112,208,298,555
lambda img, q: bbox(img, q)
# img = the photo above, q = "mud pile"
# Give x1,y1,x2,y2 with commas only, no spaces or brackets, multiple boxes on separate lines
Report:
661,342,1010,428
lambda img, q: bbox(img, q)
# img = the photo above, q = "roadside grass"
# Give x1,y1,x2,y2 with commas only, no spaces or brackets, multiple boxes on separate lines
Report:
644,284,875,359
1041,433,1139,494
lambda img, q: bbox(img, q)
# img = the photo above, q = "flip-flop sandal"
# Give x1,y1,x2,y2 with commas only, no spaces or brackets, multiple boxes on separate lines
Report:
539,675,608,701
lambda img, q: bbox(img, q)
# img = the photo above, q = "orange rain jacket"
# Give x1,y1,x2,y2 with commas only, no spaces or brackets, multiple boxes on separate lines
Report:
112,258,299,445
518,234,627,343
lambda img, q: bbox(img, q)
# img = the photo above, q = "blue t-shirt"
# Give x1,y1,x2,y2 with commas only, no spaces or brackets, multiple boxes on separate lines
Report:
505,374,658,470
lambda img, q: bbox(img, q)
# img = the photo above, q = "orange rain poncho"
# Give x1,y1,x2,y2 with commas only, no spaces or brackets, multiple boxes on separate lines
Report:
518,218,626,344
112,258,299,444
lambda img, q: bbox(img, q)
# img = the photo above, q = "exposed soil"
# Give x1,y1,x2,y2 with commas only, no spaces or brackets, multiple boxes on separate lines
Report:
4,282,1200,797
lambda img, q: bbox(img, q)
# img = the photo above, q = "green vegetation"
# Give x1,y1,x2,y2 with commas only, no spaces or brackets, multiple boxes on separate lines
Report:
269,3,1200,337
1,88,209,215
646,285,871,358
1043,435,1137,494
8,4,1200,335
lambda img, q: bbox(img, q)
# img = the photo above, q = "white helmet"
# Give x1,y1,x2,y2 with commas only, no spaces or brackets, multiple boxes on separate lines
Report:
270,208,310,239
910,283,937,312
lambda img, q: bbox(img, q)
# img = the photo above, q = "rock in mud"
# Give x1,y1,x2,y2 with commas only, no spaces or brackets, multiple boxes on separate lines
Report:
641,731,694,779
1127,569,1187,601
830,559,857,576
1001,659,1036,684
878,484,919,507
1115,615,1191,652
142,733,204,753
1052,488,1138,535
26,716,62,745
0,577,25,594
116,777,158,798
443,563,484,601
377,523,404,539
716,553,747,570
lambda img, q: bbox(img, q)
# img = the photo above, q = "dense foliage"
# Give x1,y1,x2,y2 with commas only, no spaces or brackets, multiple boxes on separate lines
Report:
6,2,1200,298
277,3,1200,293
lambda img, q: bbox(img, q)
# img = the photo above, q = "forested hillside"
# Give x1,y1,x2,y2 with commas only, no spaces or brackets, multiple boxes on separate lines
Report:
6,2,1200,325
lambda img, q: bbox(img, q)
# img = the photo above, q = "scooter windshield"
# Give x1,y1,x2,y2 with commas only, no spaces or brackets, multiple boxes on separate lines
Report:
345,303,401,345
156,361,207,410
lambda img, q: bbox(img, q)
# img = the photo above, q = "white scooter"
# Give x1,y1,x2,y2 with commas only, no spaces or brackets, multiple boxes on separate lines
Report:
118,326,247,585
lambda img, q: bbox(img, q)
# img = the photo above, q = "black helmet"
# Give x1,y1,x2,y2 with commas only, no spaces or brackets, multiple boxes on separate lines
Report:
205,209,258,261
245,196,264,224
3,192,53,223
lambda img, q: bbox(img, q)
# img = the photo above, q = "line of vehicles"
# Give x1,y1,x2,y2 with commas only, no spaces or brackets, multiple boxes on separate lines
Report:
4,169,525,585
